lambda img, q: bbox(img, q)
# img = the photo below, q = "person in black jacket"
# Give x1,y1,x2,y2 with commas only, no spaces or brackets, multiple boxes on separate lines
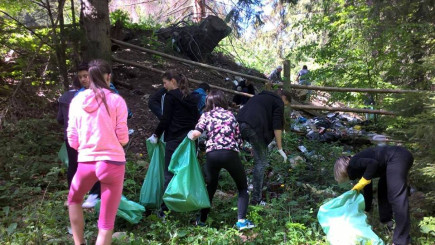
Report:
334,146,414,245
237,89,292,205
148,87,167,120
148,70,199,215
233,79,256,106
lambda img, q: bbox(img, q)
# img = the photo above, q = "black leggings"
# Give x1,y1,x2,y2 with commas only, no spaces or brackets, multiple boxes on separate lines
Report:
200,150,249,222
65,140,100,197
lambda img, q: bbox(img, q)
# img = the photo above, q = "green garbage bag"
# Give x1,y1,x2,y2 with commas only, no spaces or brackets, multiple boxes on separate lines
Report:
163,137,211,212
58,142,69,167
317,190,384,245
139,140,165,208
95,195,145,224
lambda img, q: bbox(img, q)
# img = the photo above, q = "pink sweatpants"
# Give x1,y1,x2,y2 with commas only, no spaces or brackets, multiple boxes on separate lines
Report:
68,161,125,230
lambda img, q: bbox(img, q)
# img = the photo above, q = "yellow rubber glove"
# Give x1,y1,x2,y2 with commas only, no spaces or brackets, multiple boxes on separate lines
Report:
352,177,372,192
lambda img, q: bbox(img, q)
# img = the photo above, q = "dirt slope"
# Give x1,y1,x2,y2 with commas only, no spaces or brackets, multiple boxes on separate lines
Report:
111,41,267,155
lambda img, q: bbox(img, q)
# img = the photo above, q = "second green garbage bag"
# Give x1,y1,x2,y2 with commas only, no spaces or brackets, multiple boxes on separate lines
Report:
163,137,211,212
139,139,165,209
317,190,384,245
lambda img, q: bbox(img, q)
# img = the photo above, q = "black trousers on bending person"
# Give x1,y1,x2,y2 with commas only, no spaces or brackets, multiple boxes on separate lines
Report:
160,139,183,212
363,147,413,245
65,140,101,197
200,150,249,222
239,123,268,204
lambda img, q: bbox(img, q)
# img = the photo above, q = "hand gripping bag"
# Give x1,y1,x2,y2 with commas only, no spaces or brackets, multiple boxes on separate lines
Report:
95,195,145,224
139,140,165,208
317,190,384,245
163,138,211,212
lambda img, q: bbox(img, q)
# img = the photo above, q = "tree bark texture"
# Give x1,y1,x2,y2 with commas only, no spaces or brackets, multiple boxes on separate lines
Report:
81,0,111,62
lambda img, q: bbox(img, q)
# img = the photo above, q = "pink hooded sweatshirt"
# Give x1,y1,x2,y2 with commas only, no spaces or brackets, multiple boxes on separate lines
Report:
67,88,129,162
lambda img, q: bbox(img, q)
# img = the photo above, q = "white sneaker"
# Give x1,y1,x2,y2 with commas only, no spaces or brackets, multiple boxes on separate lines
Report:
82,194,99,208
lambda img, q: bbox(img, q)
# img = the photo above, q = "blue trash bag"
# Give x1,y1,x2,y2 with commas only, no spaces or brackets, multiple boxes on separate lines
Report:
317,190,384,245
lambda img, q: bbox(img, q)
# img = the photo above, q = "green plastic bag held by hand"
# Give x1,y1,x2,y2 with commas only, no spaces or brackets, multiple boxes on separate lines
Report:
95,195,145,224
163,137,211,212
58,142,69,167
139,140,165,208
317,190,384,245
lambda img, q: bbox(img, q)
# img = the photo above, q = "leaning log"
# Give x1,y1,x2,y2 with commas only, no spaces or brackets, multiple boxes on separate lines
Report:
112,56,253,98
112,57,396,115
111,39,429,94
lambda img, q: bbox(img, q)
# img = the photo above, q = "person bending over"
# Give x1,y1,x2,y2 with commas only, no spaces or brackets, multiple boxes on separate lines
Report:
237,89,292,205
334,145,414,245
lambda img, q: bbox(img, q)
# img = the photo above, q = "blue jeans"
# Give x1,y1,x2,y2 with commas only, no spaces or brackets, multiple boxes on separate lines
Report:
239,123,268,203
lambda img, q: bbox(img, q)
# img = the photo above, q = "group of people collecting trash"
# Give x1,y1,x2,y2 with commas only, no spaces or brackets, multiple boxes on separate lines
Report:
58,59,414,245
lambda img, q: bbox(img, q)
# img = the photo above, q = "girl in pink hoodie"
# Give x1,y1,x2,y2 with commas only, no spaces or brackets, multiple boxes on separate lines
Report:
67,59,129,245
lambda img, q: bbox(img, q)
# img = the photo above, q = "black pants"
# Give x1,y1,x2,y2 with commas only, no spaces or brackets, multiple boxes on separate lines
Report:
200,150,249,222
239,123,268,204
65,140,100,197
161,139,183,211
364,147,413,245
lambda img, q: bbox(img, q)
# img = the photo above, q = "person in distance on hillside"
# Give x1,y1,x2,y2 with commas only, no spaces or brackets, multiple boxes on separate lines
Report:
148,70,199,217
237,89,292,205
295,65,311,102
232,78,256,106
295,65,309,85
334,145,414,245
188,90,255,230
268,66,283,85
67,59,129,245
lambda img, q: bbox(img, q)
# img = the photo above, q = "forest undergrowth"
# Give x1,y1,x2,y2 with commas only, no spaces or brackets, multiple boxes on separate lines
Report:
0,113,433,244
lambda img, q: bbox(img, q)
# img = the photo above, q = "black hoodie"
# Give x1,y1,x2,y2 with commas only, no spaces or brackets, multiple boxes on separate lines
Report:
237,90,284,145
57,90,77,140
154,88,199,142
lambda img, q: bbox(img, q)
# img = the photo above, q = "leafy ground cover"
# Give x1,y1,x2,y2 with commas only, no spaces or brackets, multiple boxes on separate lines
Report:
0,116,433,244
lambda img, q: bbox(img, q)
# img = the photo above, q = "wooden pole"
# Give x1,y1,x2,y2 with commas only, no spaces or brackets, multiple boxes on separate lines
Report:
283,60,291,91
290,105,396,115
289,84,423,94
112,56,396,115
111,38,429,94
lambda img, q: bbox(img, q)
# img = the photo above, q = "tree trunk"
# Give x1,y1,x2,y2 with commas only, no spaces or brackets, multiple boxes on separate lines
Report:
80,0,111,62
194,0,206,22
46,0,69,90
70,0,80,68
